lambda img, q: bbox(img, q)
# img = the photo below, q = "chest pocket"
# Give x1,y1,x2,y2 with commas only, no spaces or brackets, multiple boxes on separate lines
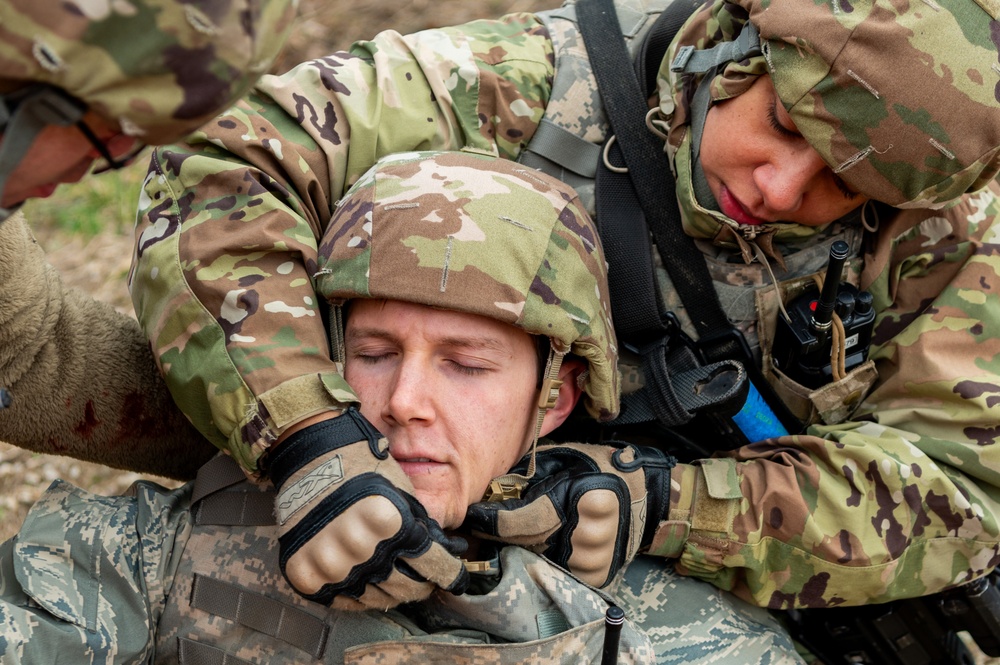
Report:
754,233,878,425
754,247,879,427
661,226,879,429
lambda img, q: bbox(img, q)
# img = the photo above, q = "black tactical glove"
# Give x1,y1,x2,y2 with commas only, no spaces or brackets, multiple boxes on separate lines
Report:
265,407,469,609
463,442,674,588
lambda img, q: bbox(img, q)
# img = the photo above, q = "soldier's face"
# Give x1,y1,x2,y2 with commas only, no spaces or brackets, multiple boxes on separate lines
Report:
0,111,139,207
699,74,866,227
343,299,548,529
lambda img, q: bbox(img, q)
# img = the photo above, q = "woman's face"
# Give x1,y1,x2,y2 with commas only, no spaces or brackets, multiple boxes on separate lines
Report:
698,74,866,227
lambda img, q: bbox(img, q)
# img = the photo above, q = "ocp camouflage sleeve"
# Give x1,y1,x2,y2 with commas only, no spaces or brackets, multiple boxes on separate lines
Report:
129,15,555,470
653,186,1000,608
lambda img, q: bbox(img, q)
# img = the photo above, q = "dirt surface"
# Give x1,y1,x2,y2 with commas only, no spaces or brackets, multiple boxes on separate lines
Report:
0,0,559,542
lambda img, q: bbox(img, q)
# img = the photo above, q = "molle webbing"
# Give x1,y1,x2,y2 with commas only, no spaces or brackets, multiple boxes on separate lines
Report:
175,456,337,663
178,638,254,665
191,454,276,527
188,575,330,659
518,118,601,191
194,491,275,527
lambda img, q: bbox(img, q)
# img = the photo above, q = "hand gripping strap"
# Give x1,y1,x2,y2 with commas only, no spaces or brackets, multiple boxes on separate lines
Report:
265,408,383,488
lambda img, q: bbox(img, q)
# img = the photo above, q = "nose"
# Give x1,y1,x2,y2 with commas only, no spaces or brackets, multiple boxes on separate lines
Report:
753,144,829,215
381,359,435,427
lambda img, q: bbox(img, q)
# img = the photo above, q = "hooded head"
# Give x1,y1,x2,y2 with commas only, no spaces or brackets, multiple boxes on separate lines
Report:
657,0,1000,237
315,150,620,430
0,0,295,216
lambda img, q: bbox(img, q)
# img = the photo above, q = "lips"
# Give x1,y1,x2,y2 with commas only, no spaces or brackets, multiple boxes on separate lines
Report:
718,186,765,226
391,450,444,476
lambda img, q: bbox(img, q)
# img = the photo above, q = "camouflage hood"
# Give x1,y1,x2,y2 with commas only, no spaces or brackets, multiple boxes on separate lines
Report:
657,0,1000,240
0,0,295,144
314,150,620,422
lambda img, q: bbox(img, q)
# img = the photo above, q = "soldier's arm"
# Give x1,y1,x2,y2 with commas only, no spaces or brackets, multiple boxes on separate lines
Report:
0,213,214,479
130,15,554,470
655,187,1000,608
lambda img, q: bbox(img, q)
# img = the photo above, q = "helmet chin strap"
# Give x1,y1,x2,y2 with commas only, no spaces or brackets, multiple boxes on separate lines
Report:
482,344,567,501
672,22,763,213
0,86,87,223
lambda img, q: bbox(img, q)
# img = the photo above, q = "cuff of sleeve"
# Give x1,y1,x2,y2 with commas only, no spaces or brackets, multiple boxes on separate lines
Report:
647,462,741,559
646,520,690,558
666,461,741,580
644,463,698,558
231,372,359,473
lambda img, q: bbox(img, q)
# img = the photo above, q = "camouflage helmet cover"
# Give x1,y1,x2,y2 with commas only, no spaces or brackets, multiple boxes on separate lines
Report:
314,150,620,422
0,0,295,144
660,0,1000,210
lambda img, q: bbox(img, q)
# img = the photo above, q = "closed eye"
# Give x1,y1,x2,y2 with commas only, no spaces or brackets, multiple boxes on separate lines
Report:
769,99,860,201
833,175,861,200
768,102,799,139
350,349,397,364
445,359,490,376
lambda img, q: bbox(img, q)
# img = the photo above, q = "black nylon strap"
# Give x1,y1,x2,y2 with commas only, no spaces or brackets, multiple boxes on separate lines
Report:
579,0,735,350
580,0,801,434
264,407,383,487
191,453,251,505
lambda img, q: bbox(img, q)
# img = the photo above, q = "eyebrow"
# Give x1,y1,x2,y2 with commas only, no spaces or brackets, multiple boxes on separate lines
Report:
345,326,511,354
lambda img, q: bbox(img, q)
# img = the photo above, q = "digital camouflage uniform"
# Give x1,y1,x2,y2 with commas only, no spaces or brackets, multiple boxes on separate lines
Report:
0,0,295,477
0,152,802,665
0,457,800,665
130,0,1000,611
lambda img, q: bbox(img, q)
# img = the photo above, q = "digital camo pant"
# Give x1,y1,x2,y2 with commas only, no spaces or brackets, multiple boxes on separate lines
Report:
618,555,807,664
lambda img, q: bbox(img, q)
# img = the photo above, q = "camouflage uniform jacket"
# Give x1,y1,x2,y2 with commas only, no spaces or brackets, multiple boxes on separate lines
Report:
130,0,1000,608
0,456,656,664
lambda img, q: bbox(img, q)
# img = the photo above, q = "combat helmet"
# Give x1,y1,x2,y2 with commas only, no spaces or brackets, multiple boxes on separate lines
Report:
655,0,1000,238
314,149,620,483
0,0,295,215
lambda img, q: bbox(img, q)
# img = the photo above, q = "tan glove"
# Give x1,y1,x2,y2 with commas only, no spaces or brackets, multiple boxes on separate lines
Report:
463,442,674,588
265,408,470,610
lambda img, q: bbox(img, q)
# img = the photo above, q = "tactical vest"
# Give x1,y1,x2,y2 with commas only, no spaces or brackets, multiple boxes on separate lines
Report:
153,455,656,664
522,0,877,431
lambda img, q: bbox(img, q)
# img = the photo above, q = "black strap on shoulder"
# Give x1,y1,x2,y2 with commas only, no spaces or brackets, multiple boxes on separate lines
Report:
579,0,735,352
578,0,800,435
579,0,696,346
